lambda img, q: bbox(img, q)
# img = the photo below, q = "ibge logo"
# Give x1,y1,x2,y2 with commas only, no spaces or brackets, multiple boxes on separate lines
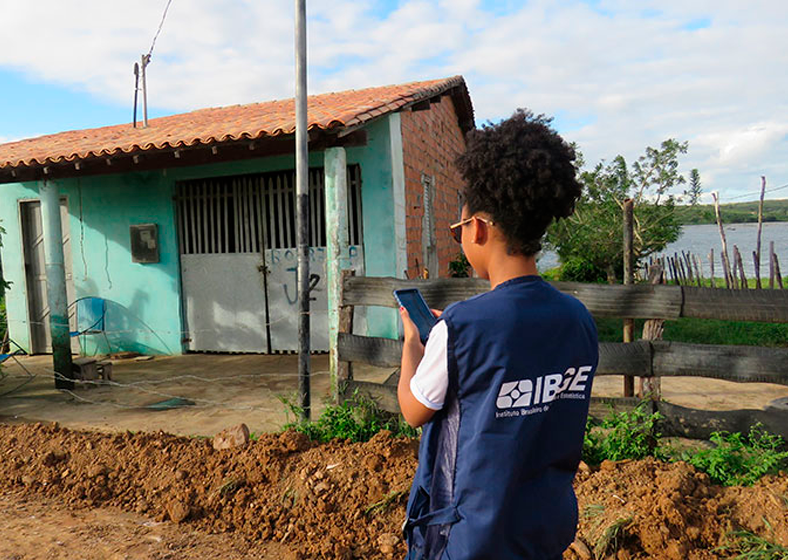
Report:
496,365,593,410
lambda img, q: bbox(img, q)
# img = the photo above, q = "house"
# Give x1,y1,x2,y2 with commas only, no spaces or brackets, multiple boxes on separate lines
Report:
0,76,474,368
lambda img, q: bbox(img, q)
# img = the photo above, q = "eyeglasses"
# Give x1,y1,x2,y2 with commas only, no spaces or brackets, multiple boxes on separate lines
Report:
449,216,494,243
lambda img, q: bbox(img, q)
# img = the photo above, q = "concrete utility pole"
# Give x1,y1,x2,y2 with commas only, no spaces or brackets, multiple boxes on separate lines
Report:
140,54,151,128
39,180,74,389
324,147,348,400
294,0,311,420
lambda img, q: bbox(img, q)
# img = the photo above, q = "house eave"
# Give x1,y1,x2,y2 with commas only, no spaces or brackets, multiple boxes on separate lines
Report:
0,128,367,185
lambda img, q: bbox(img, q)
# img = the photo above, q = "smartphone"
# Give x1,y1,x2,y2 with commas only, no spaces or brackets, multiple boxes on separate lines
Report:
393,288,438,344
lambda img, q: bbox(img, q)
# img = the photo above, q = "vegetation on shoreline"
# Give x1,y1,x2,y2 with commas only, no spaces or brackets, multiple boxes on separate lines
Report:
675,198,788,225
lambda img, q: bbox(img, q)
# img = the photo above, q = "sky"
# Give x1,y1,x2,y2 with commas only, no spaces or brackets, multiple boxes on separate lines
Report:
1,0,787,203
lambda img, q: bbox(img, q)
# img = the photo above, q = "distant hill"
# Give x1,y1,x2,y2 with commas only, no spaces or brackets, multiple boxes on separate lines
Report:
675,199,788,225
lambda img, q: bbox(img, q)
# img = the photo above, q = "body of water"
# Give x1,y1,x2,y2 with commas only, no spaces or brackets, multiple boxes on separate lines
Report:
538,222,788,279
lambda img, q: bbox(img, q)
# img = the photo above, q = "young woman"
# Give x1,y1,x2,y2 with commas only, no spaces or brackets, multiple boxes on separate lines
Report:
398,109,598,560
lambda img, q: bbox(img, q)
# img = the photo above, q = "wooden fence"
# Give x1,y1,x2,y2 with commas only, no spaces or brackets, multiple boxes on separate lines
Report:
335,274,788,440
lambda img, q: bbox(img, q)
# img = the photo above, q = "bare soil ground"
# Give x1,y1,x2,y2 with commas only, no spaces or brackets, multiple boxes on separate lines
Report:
2,422,787,560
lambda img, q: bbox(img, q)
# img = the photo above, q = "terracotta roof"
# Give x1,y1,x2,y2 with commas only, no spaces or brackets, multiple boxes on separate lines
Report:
0,76,473,171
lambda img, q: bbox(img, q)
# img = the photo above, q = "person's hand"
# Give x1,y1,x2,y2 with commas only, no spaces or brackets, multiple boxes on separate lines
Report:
399,307,423,347
431,309,442,318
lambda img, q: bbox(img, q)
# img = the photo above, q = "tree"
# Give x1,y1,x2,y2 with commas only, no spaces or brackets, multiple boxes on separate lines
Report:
686,168,702,206
547,140,690,283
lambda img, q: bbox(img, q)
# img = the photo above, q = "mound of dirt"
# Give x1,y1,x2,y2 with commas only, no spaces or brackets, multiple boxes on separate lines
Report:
1,423,786,559
570,458,788,560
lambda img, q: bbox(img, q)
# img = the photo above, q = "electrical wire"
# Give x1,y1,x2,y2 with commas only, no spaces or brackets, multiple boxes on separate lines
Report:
148,0,174,59
721,182,788,202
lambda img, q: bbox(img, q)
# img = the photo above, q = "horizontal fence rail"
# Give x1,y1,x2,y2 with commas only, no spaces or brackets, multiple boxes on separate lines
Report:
338,334,788,385
344,276,788,322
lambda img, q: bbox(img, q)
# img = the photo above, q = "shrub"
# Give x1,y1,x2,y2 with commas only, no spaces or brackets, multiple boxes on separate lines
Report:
682,424,788,486
448,253,471,278
280,390,419,443
560,257,609,283
583,403,664,464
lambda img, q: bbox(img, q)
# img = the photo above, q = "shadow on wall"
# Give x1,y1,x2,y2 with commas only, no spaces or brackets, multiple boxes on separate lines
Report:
73,288,173,356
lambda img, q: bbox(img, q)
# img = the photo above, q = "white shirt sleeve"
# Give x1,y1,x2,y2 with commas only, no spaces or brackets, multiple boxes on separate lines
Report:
410,320,449,411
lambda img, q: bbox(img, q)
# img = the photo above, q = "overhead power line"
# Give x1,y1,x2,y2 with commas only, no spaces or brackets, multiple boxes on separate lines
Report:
724,182,788,202
148,0,174,58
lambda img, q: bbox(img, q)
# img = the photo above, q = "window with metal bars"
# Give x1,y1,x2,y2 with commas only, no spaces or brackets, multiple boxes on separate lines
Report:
175,165,363,255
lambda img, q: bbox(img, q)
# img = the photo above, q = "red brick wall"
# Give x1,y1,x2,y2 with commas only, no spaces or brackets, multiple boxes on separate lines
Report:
400,97,468,279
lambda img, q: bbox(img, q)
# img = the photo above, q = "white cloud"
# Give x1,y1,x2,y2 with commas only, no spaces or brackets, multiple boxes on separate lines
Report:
0,0,787,199
696,123,788,166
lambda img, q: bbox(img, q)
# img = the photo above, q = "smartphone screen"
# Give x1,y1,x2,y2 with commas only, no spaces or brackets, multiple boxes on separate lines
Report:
394,288,438,344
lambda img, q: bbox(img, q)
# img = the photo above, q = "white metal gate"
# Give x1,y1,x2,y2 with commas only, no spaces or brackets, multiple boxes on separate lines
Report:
176,167,363,353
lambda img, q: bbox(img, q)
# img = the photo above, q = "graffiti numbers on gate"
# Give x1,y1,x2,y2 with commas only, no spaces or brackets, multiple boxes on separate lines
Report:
283,267,321,305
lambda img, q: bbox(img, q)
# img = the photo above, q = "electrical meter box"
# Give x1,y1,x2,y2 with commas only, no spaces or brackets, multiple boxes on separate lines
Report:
130,224,159,263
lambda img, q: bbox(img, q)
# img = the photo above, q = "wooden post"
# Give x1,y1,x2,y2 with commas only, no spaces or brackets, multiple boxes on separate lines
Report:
678,253,684,284
770,241,776,289
325,147,349,402
755,176,766,289
734,245,747,289
640,264,664,401
693,254,703,287
336,270,355,401
682,251,694,284
622,199,635,397
775,253,784,290
709,248,715,288
40,180,74,389
712,192,732,289
731,246,740,289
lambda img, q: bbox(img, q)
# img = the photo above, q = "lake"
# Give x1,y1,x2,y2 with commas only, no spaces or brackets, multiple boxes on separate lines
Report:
538,222,788,279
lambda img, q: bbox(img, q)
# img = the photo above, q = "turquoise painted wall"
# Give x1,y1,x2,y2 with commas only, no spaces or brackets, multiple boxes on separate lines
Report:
0,174,182,355
346,116,400,339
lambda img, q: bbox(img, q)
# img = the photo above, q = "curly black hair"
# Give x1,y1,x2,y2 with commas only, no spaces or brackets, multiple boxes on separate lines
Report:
456,109,582,256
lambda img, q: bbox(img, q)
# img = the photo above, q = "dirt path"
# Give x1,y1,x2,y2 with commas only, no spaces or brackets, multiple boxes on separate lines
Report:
0,490,296,560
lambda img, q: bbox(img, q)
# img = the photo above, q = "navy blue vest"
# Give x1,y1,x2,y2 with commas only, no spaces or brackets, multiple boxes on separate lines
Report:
404,276,598,560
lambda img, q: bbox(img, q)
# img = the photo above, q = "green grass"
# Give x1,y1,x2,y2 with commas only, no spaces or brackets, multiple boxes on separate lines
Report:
594,517,633,559
595,316,788,348
717,530,788,559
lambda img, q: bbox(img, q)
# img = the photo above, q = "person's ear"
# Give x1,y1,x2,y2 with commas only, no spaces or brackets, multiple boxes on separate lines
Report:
472,217,487,245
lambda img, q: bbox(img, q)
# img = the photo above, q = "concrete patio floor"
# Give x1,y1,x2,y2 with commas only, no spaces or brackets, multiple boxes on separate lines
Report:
1,352,786,437
0,353,392,437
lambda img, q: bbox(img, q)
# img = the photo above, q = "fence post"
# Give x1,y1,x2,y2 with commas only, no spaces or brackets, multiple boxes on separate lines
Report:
755,176,766,289
712,191,732,288
622,198,635,397
641,264,664,401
